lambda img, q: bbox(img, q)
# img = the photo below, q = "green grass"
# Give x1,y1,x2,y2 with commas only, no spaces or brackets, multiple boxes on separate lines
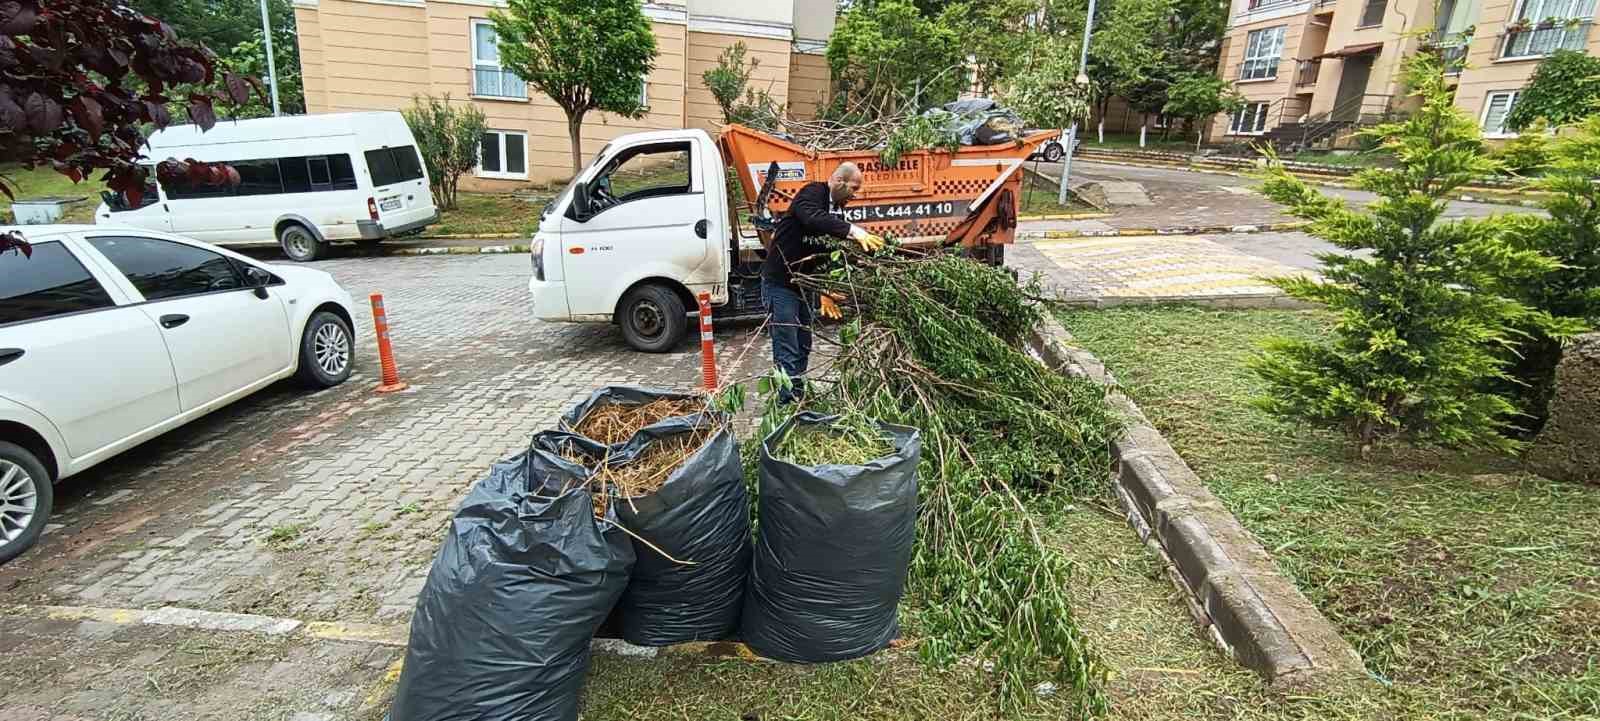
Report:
0,164,101,224
1080,132,1197,152
1018,172,1102,217
429,191,551,237
1288,150,1397,169
1058,305,1600,719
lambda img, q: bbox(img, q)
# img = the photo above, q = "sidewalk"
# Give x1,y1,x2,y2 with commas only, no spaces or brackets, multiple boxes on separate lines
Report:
1008,232,1316,306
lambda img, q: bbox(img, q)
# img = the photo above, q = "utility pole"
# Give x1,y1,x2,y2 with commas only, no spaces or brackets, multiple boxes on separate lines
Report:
1057,0,1096,205
259,0,281,116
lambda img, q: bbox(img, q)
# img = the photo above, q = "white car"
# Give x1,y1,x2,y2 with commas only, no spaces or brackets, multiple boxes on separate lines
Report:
0,225,358,563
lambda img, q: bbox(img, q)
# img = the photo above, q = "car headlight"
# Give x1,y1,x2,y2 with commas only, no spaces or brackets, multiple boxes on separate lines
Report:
531,237,545,281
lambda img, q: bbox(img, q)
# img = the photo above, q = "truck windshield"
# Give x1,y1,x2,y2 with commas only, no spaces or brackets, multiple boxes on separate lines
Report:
543,144,612,218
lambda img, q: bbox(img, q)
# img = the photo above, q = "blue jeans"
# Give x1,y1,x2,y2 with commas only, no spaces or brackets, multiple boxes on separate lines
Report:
762,279,812,403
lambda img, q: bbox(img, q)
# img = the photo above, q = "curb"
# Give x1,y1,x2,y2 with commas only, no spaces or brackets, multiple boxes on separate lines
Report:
1071,153,1548,207
386,243,530,256
1019,221,1311,240
1052,293,1319,310
415,233,522,240
1015,212,1114,221
1025,317,1368,689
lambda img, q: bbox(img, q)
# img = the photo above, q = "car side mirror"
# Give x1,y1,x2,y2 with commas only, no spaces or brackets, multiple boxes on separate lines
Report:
243,265,273,291
569,181,592,221
101,190,126,212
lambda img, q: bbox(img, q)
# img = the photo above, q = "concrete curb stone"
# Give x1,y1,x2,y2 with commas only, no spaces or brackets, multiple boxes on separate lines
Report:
1027,313,1368,689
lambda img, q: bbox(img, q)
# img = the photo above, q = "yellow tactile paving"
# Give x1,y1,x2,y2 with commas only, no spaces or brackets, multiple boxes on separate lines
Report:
1031,234,1311,300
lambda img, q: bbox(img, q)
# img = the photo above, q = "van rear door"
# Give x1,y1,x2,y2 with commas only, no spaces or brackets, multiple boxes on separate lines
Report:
363,146,431,232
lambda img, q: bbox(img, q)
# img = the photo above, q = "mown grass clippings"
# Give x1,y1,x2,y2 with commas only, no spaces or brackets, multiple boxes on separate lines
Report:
775,421,896,467
573,397,706,446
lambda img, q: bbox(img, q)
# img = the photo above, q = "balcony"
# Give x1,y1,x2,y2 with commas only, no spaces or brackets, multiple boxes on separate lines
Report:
1425,30,1472,74
1246,0,1305,10
1296,59,1322,87
472,67,527,100
1499,20,1592,59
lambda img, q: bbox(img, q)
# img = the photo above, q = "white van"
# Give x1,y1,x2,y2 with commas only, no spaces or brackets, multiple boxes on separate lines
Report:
95,111,438,261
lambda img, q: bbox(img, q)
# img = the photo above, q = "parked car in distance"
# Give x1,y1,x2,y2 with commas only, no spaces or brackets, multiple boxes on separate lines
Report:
1027,133,1075,163
95,111,438,262
0,225,359,564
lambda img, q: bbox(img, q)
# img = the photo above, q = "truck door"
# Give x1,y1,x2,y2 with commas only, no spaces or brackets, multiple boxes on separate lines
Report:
560,141,708,316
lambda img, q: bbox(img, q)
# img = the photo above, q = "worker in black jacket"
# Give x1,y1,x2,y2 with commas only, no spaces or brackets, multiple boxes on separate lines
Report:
761,162,885,404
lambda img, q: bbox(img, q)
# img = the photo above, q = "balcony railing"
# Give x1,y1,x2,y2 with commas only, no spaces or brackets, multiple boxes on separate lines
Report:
1246,0,1304,11
1499,20,1592,59
1425,30,1472,74
1296,59,1322,87
472,67,527,100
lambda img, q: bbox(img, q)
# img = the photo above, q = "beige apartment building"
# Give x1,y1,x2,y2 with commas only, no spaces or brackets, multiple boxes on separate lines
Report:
1213,0,1599,143
293,0,836,187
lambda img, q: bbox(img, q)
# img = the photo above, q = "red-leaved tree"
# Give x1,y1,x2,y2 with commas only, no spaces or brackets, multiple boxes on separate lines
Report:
1,0,256,255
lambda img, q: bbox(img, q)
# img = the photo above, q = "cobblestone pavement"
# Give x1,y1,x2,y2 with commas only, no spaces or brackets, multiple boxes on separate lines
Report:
1008,232,1317,303
0,254,772,624
1026,159,1539,231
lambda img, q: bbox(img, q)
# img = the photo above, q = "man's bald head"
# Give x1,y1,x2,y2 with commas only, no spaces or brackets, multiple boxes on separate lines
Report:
829,162,864,204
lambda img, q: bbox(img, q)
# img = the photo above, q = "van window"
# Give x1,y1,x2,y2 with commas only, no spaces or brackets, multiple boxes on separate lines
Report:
163,154,358,198
0,241,116,325
365,146,425,187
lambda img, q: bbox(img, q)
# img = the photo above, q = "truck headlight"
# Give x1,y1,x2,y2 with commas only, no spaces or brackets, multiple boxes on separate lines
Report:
531,237,545,281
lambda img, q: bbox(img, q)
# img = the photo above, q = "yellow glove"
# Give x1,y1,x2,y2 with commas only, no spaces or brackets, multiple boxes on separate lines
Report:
818,294,844,320
848,225,886,253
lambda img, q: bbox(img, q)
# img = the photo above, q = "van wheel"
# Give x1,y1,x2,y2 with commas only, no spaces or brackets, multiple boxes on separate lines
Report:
279,223,326,262
619,284,687,353
1044,142,1065,162
296,311,355,388
0,441,52,565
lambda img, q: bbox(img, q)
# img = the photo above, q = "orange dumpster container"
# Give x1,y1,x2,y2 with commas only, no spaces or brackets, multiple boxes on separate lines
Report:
717,123,1056,256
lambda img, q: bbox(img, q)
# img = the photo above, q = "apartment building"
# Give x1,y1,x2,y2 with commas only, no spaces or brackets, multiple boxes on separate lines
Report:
1213,0,1599,143
293,0,836,186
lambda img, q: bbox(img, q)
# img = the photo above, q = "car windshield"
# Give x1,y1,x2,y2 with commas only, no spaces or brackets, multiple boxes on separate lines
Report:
543,144,612,218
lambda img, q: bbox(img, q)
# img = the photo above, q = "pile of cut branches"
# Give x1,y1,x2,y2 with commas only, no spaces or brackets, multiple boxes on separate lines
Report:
783,250,1118,714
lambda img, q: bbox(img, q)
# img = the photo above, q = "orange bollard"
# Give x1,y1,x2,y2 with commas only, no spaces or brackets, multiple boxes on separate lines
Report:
697,291,718,391
369,293,409,393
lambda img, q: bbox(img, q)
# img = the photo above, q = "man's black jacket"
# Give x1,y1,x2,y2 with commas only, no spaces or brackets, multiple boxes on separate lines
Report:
761,180,853,290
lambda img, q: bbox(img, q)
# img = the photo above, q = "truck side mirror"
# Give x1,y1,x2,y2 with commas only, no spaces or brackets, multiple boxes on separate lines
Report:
569,181,592,221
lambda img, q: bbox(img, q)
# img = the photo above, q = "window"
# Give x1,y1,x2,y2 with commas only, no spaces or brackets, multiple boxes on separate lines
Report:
1358,0,1387,27
1229,102,1271,134
87,236,243,301
1502,0,1595,58
471,19,527,99
163,154,356,198
590,142,691,208
1481,90,1521,136
0,241,115,325
478,130,528,179
1240,26,1286,80
365,146,425,187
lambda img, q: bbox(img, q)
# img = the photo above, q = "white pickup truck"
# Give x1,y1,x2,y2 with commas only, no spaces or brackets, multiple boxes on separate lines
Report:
528,125,1046,351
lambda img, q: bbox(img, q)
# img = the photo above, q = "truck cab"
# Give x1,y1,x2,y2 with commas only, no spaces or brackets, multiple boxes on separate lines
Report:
529,129,737,352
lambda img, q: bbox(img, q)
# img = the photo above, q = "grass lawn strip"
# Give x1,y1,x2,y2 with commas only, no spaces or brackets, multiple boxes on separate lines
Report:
1059,305,1600,719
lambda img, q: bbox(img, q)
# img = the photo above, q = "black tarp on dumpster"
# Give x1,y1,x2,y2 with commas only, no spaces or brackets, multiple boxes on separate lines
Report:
386,444,633,721
536,414,750,646
740,412,921,663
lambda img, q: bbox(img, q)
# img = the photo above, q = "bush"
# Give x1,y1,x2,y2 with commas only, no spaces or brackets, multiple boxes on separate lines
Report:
1494,119,1552,176
401,94,488,210
1503,50,1600,132
1251,54,1566,452
701,42,783,129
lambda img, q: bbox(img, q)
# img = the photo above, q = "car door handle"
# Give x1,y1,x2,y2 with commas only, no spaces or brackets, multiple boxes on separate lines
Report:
0,348,23,367
159,314,190,329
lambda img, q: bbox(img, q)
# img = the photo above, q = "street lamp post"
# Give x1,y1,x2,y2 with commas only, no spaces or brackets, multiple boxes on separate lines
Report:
1057,0,1097,205
259,0,281,116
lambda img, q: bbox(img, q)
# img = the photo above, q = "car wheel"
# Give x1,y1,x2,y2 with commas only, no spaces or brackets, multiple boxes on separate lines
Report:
1044,142,1065,163
618,284,687,353
296,311,355,388
0,441,52,565
279,223,326,262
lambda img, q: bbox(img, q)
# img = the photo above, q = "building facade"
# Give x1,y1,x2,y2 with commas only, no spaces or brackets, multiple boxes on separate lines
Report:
293,0,836,187
1213,0,1599,142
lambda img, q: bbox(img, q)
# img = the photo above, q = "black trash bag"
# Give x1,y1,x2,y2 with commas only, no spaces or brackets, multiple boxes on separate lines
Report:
558,386,702,446
386,445,634,721
740,412,921,663
536,416,751,646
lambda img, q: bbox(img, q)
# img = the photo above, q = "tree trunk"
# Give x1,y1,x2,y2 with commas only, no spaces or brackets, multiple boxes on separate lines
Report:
1139,121,1147,148
566,110,586,174
1097,120,1104,143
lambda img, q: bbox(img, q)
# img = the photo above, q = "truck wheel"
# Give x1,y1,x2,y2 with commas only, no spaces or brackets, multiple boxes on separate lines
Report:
0,441,52,565
1044,142,1065,162
279,223,326,262
619,284,687,353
